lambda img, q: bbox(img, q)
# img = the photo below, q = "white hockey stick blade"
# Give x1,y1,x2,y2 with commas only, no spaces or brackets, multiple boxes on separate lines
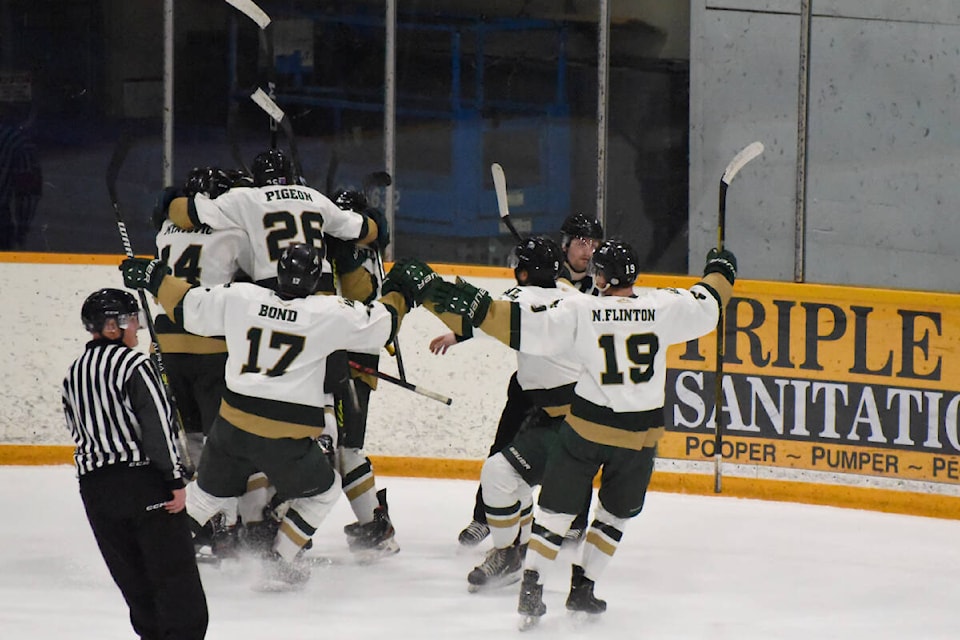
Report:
721,141,764,186
251,87,285,123
224,0,271,29
491,162,510,219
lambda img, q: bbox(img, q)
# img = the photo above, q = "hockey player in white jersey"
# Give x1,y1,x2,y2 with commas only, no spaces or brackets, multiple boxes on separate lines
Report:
425,240,737,627
119,242,439,590
457,236,583,592
154,167,254,471
162,148,382,294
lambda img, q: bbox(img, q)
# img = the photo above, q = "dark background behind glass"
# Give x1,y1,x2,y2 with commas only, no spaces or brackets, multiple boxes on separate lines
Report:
0,1,689,273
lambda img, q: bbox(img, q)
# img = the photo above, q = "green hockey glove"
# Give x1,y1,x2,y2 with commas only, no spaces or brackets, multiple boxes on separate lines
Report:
119,257,170,296
428,277,492,328
381,258,440,308
703,248,737,285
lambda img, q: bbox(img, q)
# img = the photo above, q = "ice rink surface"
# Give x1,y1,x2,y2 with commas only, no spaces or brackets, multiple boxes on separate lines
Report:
2,465,959,639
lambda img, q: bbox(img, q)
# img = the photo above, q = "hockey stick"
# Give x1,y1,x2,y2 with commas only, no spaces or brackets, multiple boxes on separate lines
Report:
250,87,303,179
491,163,523,243
224,0,270,29
106,135,196,477
348,361,452,406
714,141,764,493
223,0,271,174
360,170,408,381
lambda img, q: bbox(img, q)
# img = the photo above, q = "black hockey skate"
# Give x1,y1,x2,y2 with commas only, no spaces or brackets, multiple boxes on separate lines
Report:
518,570,546,631
467,543,522,592
565,564,607,614
458,519,490,546
343,488,400,561
255,550,311,592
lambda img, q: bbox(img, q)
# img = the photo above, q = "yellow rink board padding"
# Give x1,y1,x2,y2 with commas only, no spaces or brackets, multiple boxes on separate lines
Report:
6,444,960,522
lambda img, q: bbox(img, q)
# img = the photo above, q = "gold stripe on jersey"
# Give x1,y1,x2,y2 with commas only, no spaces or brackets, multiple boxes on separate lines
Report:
156,274,193,317
566,395,665,451
475,299,520,348
567,414,665,450
422,300,473,338
156,333,227,354
543,404,571,418
167,197,195,229
219,389,326,439
339,264,377,304
699,272,733,307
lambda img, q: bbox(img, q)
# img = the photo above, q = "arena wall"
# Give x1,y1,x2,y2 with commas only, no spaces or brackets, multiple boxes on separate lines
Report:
3,253,960,520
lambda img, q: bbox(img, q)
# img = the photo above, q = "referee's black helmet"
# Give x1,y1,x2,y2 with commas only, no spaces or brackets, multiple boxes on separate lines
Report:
81,288,140,333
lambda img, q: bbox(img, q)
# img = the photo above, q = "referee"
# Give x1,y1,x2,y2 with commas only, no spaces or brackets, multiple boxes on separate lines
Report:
62,288,208,640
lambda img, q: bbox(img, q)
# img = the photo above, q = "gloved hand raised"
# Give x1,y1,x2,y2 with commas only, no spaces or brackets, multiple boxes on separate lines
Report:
381,258,440,308
703,248,737,285
428,277,492,328
119,258,170,296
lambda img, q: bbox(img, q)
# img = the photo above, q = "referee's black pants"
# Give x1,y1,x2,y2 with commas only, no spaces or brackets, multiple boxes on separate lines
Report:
80,465,208,640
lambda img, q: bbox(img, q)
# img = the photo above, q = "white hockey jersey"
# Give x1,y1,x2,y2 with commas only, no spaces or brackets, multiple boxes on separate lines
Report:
502,281,581,395
156,220,252,287
177,282,394,439
191,184,365,285
501,283,723,449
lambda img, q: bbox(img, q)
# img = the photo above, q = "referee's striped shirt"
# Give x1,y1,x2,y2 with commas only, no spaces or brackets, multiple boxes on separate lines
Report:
62,338,185,488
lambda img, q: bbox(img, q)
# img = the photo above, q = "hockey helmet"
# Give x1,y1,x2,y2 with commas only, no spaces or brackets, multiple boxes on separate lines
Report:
277,242,323,298
252,149,294,186
508,236,563,287
81,288,141,333
588,240,639,288
560,213,604,248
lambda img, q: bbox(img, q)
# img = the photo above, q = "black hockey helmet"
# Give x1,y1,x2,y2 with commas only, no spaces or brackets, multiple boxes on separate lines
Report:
509,236,563,287
277,242,323,298
81,288,140,333
183,166,235,199
252,149,294,186
333,189,368,212
560,212,604,248
589,240,639,288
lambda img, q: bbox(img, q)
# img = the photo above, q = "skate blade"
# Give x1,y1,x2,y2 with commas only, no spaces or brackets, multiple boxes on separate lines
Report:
467,570,522,593
518,615,542,632
350,538,400,564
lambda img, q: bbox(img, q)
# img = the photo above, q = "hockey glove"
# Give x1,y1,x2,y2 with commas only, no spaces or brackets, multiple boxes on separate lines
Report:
151,186,182,231
429,277,492,328
703,248,737,285
120,257,170,296
365,206,391,251
381,258,440,308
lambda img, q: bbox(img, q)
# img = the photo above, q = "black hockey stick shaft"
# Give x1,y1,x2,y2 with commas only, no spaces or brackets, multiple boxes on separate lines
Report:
361,170,407,380
348,361,451,406
106,135,196,476
491,163,523,242
713,141,764,493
